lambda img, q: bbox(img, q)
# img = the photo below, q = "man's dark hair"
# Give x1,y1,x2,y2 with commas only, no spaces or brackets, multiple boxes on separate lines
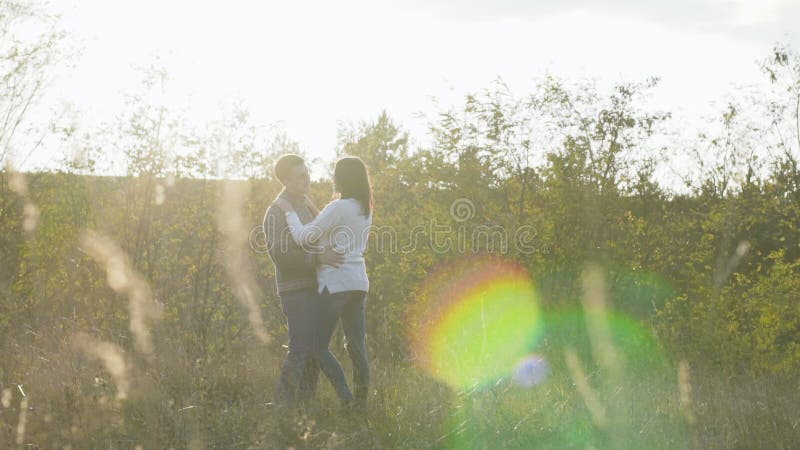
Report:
273,154,305,184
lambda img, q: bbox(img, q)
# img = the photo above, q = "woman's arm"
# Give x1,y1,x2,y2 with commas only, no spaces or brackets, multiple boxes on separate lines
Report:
263,204,318,270
280,200,342,247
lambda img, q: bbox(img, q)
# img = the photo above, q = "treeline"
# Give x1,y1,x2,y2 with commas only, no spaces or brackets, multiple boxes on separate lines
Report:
1,2,800,447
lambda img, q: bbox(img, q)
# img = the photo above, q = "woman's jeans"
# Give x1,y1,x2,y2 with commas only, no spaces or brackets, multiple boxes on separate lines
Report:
315,288,369,406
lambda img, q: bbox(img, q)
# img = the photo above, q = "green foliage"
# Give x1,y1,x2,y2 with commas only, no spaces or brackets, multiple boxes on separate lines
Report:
0,6,799,444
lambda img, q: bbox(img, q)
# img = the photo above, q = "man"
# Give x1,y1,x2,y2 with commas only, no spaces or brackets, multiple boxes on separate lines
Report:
264,154,343,407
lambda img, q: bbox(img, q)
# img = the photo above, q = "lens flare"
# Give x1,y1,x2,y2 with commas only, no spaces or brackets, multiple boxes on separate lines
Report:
513,355,549,387
433,265,687,449
408,256,543,390
609,266,676,319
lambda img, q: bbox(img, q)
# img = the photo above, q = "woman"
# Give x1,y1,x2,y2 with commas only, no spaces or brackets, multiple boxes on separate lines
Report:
274,156,372,409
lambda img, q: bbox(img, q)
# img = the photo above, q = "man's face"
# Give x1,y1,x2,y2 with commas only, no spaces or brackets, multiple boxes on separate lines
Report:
284,163,310,195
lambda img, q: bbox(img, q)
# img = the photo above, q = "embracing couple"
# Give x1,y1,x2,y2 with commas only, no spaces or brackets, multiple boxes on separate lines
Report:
263,154,373,411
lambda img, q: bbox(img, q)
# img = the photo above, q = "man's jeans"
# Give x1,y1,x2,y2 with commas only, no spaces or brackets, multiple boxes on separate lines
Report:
315,288,370,406
276,287,320,407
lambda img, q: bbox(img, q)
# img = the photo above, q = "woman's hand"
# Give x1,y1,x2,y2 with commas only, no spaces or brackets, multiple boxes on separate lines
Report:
273,198,294,213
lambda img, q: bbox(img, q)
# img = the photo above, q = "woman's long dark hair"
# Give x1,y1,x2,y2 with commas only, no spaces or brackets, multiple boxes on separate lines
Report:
334,156,372,217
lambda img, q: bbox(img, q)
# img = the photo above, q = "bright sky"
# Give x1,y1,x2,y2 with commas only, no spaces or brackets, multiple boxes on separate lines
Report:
30,0,800,173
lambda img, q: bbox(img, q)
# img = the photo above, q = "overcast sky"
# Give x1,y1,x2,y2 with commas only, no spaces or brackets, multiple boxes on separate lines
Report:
30,0,800,172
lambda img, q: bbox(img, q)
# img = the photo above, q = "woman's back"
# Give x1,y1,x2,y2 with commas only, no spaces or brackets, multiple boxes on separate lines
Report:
290,198,371,294
316,198,371,294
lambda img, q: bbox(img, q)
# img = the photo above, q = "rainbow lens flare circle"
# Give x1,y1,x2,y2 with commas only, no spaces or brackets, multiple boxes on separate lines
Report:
408,256,543,390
